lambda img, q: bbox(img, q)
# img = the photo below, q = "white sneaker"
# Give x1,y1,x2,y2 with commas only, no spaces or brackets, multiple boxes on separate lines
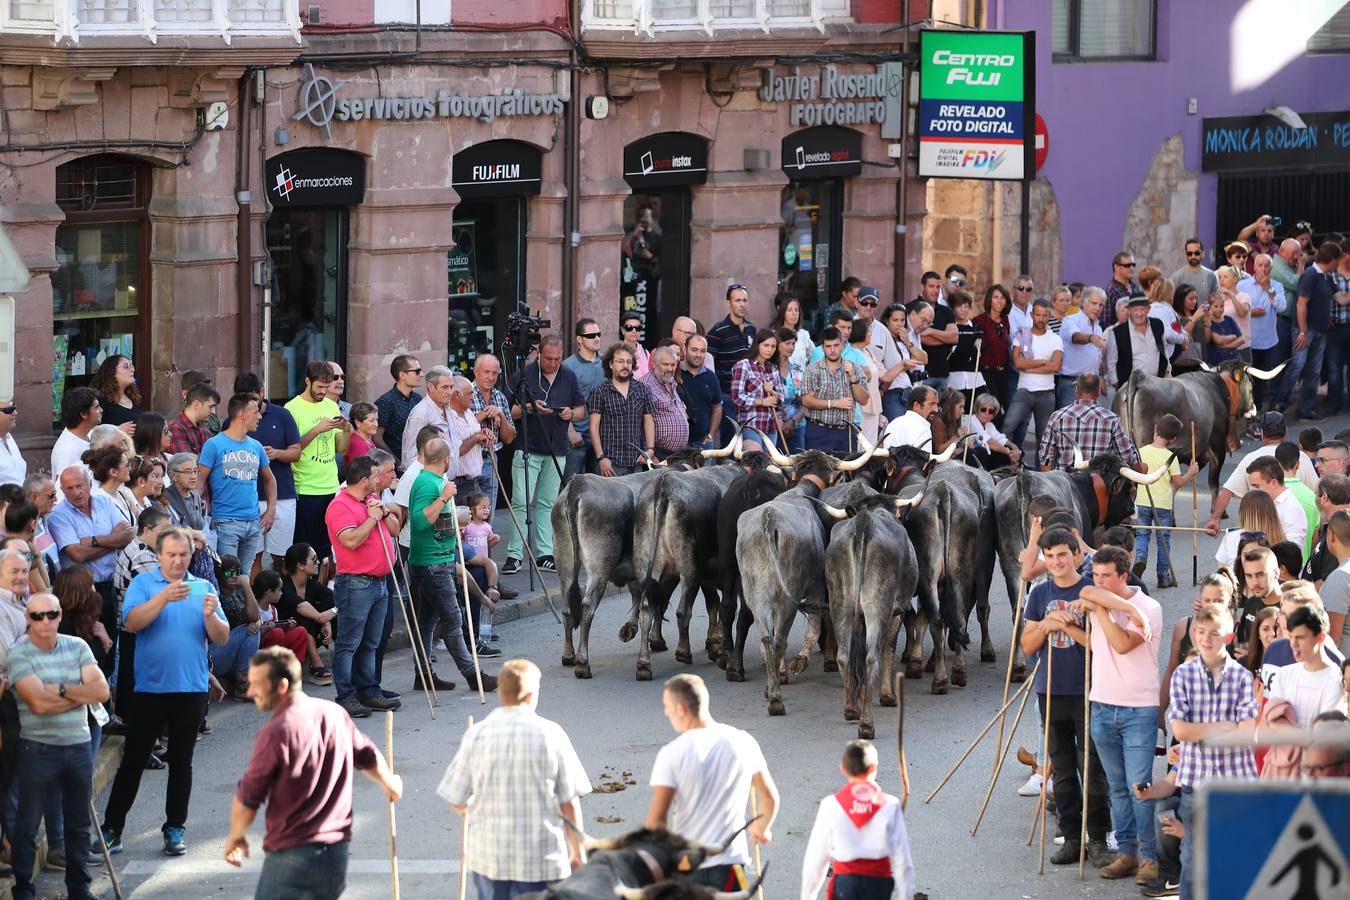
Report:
1106,830,1119,851
1017,772,1043,797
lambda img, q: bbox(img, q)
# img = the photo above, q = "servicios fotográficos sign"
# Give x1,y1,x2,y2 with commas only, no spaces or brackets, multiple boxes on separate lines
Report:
917,30,1035,181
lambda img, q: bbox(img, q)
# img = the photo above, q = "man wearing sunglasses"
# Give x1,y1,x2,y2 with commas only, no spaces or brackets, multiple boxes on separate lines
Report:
0,400,23,488
1170,239,1218,307
1103,252,1139,329
563,319,606,481
7,591,108,900
374,354,423,469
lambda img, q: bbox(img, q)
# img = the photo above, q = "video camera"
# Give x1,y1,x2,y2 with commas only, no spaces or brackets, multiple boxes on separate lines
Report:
502,308,550,361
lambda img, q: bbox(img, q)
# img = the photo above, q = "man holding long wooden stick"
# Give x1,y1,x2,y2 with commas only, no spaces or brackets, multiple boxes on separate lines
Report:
1074,546,1165,887
227,647,402,899
1019,527,1112,869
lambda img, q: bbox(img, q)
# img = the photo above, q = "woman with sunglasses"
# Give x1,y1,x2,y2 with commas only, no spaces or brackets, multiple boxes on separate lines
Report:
771,293,814,369
731,330,783,453
968,393,1021,470
620,311,651,380
975,285,1011,415
91,354,142,435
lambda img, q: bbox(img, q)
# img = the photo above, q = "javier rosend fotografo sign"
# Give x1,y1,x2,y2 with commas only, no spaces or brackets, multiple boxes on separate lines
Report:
917,30,1035,180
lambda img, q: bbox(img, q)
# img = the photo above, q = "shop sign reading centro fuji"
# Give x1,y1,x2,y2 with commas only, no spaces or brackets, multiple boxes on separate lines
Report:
917,30,1035,181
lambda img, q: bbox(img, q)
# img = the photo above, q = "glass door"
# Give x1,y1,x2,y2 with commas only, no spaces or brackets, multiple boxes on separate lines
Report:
265,208,348,402
621,188,691,348
778,178,843,332
450,197,526,373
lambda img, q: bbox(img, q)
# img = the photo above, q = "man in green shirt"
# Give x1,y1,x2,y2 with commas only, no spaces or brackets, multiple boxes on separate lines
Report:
284,361,350,564
1278,441,1321,560
408,438,496,693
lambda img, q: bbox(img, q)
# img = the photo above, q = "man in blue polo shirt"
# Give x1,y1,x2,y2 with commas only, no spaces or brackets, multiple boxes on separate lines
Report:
199,394,276,573
100,527,228,858
237,372,302,571
47,465,134,635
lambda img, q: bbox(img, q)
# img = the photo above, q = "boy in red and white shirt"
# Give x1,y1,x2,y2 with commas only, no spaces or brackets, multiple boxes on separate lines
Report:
801,739,914,900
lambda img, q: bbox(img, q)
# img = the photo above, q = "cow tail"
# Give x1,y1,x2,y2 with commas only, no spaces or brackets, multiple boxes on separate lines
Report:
564,486,584,624
939,488,969,651
847,518,869,691
763,508,793,612
638,477,669,619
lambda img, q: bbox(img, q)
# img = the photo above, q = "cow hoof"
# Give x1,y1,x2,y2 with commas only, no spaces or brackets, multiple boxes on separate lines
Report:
823,658,839,673
932,680,949,696
726,668,745,683
649,639,668,653
716,654,729,671
768,699,786,716
843,707,860,722
787,655,809,677
905,660,923,680
561,654,575,667
675,649,693,665
636,665,653,682
574,664,592,679
981,649,997,663
1011,663,1028,683
879,694,897,708
858,723,875,740
618,622,638,643
706,642,722,660
953,670,968,688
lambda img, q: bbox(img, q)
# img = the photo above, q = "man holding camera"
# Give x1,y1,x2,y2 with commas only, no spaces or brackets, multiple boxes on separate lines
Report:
504,334,584,576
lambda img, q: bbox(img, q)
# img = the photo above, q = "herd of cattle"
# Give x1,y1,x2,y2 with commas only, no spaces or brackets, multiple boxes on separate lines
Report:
533,359,1282,900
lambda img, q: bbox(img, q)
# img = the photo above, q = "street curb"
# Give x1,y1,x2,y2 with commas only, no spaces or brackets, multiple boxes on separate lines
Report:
382,579,562,653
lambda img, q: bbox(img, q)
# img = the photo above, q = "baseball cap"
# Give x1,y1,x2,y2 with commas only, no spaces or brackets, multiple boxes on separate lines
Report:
859,286,880,306
1258,411,1286,436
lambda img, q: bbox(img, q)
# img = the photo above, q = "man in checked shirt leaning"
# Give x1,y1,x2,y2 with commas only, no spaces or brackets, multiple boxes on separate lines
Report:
1037,374,1142,472
439,659,590,897
1166,603,1259,900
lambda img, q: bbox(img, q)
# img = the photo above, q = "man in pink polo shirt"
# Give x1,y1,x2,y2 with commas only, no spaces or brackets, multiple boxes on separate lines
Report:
1073,544,1164,887
324,455,403,720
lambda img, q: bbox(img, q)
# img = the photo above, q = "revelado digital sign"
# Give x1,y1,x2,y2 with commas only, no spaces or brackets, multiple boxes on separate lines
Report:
759,64,902,127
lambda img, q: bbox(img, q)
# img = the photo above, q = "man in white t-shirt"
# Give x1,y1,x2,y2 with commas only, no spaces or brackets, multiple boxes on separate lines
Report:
646,674,779,890
1205,411,1319,534
1269,605,1348,726
1003,299,1064,451
881,385,938,452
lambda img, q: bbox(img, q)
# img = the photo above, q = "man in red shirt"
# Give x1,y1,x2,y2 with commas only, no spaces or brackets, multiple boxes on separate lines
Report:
167,383,220,455
226,646,402,898
324,455,402,719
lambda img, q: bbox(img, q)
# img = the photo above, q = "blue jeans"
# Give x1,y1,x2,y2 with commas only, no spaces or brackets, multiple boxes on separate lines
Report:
881,388,908,423
1003,388,1055,449
469,871,551,900
12,739,94,900
255,841,348,900
478,455,500,509
1179,786,1195,900
213,518,263,570
1326,325,1350,413
1090,703,1159,862
1134,506,1174,577
1055,375,1078,410
211,624,261,679
1296,329,1328,417
332,574,389,702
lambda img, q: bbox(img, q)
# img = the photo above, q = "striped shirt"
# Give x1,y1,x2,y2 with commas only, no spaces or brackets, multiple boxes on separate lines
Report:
588,380,654,469
470,384,510,452
640,372,689,451
1038,400,1140,470
437,706,591,882
706,315,757,395
1168,653,1258,788
7,634,97,746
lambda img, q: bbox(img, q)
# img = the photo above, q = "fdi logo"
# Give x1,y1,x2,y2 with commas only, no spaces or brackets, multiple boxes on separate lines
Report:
960,149,1007,173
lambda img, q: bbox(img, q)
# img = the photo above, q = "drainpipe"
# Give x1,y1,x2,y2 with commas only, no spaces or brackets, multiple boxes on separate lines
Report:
236,69,255,374
892,0,911,303
561,0,580,334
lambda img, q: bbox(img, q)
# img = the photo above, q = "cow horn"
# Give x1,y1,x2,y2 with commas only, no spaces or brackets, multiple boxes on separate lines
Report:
930,433,974,465
852,424,876,454
1198,360,1215,372
835,449,872,472
766,464,783,475
613,882,648,899
713,864,770,900
821,503,849,520
1119,463,1168,485
561,816,613,851
1069,441,1089,471
702,421,743,458
764,440,795,468
1246,361,1287,381
894,491,924,510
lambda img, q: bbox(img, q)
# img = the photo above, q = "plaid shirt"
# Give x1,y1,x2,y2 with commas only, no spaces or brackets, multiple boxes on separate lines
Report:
166,411,210,455
114,540,161,621
639,372,689,451
1168,653,1258,788
801,356,867,428
1102,278,1138,328
437,706,591,882
374,386,422,465
470,383,510,452
1333,269,1350,326
587,380,653,468
731,360,785,437
1039,400,1140,470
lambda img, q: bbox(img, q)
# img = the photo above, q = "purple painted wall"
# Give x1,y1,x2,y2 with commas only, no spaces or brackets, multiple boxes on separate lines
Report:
991,0,1348,281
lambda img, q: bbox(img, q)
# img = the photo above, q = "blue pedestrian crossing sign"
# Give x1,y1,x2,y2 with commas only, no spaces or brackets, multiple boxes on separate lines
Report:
1198,781,1350,899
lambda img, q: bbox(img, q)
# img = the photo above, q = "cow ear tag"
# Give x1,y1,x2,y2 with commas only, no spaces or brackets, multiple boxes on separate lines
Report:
677,853,693,872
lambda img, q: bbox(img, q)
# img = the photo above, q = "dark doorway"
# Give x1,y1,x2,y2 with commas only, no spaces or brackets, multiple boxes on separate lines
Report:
265,208,349,402
1216,170,1350,254
449,197,527,374
779,178,843,331
621,188,691,348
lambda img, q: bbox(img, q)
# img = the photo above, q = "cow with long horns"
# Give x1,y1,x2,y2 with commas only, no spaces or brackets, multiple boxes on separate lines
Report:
517,824,766,900
1112,358,1285,506
993,448,1167,680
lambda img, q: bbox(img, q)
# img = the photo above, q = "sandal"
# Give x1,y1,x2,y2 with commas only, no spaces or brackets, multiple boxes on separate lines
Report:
308,666,333,686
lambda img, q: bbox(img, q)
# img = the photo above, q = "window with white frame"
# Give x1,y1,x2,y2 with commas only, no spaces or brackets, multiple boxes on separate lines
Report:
584,0,836,31
7,0,54,22
1052,0,1155,61
76,0,140,25
708,0,751,15
155,0,211,23
232,0,286,24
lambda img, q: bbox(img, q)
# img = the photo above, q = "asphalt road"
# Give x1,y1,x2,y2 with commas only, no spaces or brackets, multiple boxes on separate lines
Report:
39,416,1344,900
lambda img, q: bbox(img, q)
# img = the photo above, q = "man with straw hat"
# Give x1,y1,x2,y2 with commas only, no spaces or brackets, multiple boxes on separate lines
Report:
226,646,402,899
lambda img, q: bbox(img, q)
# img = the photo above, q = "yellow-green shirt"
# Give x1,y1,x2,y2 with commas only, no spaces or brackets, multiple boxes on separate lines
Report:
285,395,341,496
1138,443,1181,511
